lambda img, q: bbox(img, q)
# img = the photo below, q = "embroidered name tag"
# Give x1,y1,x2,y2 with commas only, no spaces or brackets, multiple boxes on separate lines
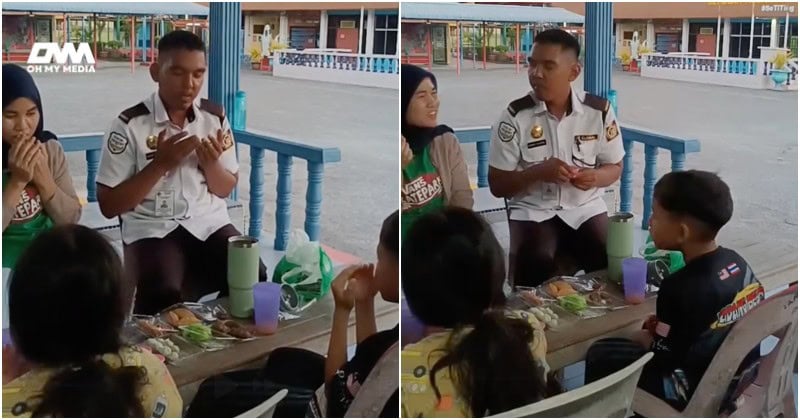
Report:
575,134,599,142
527,140,547,149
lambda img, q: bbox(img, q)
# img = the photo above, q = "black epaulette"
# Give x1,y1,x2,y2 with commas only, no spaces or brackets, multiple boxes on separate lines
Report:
507,95,536,117
118,102,150,124
200,98,225,125
582,93,611,122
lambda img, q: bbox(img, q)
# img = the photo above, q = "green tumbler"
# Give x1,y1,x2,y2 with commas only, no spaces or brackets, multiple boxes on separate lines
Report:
228,235,260,318
607,212,635,284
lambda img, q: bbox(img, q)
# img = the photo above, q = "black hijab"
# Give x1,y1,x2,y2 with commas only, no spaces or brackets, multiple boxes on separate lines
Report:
401,64,453,154
3,64,56,170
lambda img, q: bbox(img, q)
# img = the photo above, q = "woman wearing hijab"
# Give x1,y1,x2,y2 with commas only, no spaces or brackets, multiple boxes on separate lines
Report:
401,64,472,237
2,64,81,268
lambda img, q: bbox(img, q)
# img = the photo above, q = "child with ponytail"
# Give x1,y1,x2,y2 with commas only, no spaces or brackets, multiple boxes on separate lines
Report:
401,207,556,417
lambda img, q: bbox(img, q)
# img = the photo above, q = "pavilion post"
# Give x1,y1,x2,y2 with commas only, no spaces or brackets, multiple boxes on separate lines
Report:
482,21,486,70
150,16,155,63
130,15,135,73
93,14,98,68
457,21,462,75
426,22,432,71
515,23,521,73
584,2,614,98
208,2,243,200
141,16,147,63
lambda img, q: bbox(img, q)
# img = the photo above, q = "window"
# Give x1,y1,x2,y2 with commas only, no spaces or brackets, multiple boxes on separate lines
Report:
253,24,265,36
729,21,771,58
373,13,398,55
778,21,798,55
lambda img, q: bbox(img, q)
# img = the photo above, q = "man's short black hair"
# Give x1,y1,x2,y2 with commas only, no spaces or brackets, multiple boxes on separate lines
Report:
158,30,206,54
654,170,733,238
534,28,580,58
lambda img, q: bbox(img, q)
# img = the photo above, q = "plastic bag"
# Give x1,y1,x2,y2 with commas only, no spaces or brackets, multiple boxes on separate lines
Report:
640,233,685,274
272,230,334,312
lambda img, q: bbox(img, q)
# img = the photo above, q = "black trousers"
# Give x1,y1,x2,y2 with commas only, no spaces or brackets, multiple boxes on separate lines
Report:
584,338,684,412
186,347,325,418
123,224,268,315
509,213,608,287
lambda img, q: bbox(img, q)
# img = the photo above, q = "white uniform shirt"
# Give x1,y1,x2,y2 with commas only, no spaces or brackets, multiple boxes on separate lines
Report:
489,89,625,229
96,92,240,245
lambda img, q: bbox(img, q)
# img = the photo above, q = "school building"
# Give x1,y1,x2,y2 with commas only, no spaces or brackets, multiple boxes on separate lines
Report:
559,2,798,59
236,2,399,56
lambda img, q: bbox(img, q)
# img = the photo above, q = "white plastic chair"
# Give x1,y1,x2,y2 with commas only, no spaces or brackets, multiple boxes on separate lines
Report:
235,388,288,418
488,352,654,418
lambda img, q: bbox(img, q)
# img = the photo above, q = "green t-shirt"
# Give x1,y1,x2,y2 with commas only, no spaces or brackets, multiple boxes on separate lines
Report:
2,171,54,268
401,145,445,238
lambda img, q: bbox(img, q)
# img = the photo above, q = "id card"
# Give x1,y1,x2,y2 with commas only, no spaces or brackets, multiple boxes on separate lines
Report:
542,183,558,201
155,190,175,217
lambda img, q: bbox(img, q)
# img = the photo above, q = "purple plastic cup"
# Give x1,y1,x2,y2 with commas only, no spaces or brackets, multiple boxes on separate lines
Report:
253,282,281,335
622,258,648,304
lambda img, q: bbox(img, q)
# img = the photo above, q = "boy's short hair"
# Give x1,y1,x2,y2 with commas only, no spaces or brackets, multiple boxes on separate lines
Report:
534,29,581,58
158,30,206,55
654,170,733,238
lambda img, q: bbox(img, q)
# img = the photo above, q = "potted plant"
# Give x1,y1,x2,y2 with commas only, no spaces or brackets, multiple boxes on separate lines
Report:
620,51,632,71
249,47,262,70
769,51,792,87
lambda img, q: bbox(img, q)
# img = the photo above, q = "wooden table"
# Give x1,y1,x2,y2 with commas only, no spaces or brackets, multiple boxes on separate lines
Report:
167,295,397,386
510,273,657,372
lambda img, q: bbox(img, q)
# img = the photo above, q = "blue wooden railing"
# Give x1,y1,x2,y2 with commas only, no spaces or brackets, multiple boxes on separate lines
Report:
59,131,341,251
453,125,701,230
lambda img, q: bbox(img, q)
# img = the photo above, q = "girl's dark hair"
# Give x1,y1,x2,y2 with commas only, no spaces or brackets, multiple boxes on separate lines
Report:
9,224,144,416
32,361,146,417
380,210,399,258
402,207,548,416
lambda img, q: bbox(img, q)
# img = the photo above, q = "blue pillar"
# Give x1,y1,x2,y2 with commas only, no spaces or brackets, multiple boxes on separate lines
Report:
584,2,614,98
208,3,242,124
209,2,242,200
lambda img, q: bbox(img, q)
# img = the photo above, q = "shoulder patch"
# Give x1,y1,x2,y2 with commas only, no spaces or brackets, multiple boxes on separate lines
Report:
507,95,536,117
118,103,150,124
582,93,610,121
200,98,225,125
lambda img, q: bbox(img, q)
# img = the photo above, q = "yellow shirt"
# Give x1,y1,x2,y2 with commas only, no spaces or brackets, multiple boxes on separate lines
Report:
401,310,549,417
2,346,182,418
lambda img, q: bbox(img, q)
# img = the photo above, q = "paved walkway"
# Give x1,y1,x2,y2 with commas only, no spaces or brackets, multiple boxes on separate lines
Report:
31,64,398,260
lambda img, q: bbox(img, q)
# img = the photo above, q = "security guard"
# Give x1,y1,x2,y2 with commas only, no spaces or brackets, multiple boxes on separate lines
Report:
96,30,266,314
488,29,625,287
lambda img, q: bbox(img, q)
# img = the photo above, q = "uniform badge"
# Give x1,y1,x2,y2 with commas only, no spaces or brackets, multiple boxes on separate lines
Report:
222,129,234,150
531,125,543,139
606,121,619,141
497,121,517,143
107,132,128,155
146,135,159,150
